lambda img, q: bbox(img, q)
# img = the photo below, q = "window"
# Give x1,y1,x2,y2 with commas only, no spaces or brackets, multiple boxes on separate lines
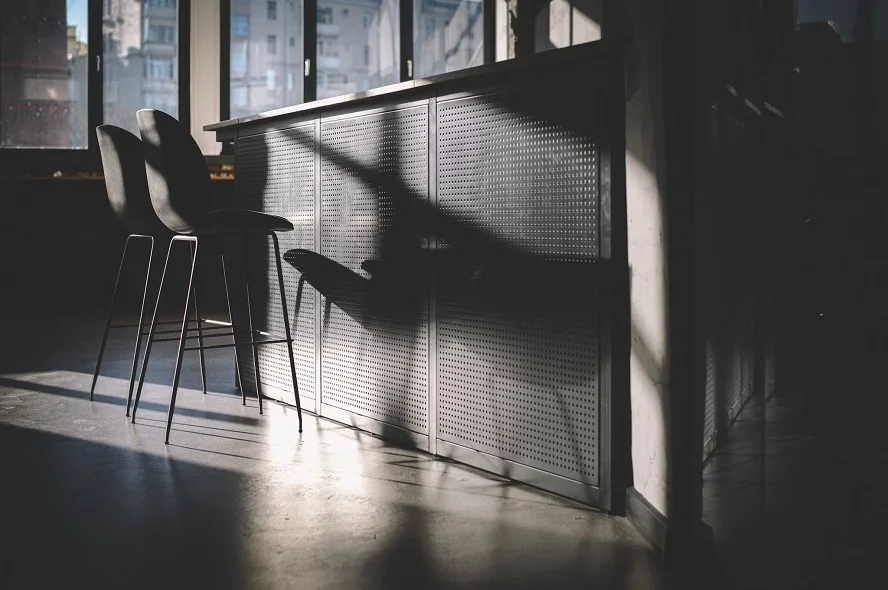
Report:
145,57,175,79
230,43,248,74
231,86,248,108
413,0,483,78
0,2,90,147
229,1,303,119
231,15,249,36
105,0,180,134
147,24,176,43
319,38,338,57
317,0,398,100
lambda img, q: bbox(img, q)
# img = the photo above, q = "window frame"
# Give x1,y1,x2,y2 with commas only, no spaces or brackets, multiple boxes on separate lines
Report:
0,0,192,176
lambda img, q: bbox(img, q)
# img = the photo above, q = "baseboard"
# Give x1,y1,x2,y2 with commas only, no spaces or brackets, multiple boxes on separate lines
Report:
626,487,668,554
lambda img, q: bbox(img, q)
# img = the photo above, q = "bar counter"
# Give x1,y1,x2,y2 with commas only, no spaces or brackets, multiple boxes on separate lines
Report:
204,40,627,512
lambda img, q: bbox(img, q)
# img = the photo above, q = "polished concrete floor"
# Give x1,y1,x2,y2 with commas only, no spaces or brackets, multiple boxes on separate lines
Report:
0,314,663,590
703,344,888,590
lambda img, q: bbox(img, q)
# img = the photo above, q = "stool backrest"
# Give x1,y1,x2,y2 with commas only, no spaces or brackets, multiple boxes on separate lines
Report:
137,109,213,235
96,125,169,237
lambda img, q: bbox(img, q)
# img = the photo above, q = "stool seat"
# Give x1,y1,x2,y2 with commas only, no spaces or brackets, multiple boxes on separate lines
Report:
209,209,294,234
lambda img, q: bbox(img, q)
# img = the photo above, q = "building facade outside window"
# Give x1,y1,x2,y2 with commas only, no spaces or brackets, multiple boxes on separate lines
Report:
0,2,90,147
104,0,179,134
232,15,250,36
147,24,176,43
316,0,398,100
230,0,303,119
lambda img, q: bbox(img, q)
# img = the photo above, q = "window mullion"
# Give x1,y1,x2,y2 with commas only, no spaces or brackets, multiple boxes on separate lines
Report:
304,0,318,102
88,0,104,158
400,0,413,81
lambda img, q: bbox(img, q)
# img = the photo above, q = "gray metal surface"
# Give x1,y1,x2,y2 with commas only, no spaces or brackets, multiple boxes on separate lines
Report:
319,105,430,434
220,49,623,507
434,91,601,486
235,126,317,405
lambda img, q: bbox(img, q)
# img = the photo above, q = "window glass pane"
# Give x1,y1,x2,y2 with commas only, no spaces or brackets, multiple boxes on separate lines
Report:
414,0,483,78
103,0,180,135
317,0,399,100
0,1,89,148
230,0,303,119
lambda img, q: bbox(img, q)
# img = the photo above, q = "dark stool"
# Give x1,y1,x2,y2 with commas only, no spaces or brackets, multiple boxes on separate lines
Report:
131,109,303,443
91,125,209,416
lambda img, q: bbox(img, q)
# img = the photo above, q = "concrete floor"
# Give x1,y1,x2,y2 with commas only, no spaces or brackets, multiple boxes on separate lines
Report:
0,314,663,590
703,357,888,590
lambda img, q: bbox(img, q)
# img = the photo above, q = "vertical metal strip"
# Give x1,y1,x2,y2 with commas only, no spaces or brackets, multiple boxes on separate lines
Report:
427,96,438,455
313,116,323,415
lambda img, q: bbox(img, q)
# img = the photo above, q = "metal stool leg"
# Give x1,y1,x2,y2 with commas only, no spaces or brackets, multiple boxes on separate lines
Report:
220,235,246,403
165,236,199,444
132,239,177,422
271,232,303,432
91,235,137,400
191,241,207,394
243,234,264,415
125,236,159,416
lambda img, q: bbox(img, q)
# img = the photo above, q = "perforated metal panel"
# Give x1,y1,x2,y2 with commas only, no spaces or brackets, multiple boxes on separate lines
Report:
319,106,429,433
435,92,600,485
235,126,316,402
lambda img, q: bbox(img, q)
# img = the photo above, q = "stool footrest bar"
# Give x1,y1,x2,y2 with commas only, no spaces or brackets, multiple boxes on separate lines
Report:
183,338,291,351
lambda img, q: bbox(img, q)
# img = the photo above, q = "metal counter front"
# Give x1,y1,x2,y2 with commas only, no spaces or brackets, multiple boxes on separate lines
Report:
206,42,627,511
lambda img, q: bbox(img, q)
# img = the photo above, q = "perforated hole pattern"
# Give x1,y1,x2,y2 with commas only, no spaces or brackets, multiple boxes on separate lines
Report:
320,107,430,433
231,92,606,487
236,126,316,400
435,93,600,484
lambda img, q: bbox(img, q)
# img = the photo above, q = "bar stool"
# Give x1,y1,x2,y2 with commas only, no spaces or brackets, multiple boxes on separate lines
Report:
131,108,303,443
91,125,208,416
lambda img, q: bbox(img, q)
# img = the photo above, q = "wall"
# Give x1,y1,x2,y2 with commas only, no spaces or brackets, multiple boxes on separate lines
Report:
617,0,669,518
191,0,221,155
